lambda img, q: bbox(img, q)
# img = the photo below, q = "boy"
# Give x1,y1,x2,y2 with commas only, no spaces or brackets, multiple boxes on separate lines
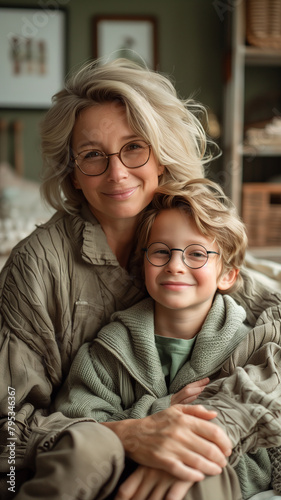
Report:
56,178,280,500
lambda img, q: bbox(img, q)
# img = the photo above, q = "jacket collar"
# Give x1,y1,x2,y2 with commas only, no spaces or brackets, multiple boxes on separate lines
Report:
170,293,249,391
80,203,119,266
100,295,249,395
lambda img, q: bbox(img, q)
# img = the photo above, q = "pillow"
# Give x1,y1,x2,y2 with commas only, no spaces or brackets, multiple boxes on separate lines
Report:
0,162,54,255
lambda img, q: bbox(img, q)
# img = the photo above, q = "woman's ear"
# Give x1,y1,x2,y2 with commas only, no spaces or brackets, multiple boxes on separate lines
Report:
158,164,164,176
217,268,239,291
71,171,81,190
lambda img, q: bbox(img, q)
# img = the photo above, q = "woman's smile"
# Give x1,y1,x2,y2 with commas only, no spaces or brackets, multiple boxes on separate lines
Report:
102,186,139,200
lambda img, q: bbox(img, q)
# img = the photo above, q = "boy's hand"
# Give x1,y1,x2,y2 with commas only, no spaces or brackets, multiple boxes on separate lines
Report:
115,465,195,500
171,378,210,405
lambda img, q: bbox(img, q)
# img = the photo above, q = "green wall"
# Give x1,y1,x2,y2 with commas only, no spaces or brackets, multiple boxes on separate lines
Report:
0,0,225,181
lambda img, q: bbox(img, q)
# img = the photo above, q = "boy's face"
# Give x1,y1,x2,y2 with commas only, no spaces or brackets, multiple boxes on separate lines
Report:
144,209,235,316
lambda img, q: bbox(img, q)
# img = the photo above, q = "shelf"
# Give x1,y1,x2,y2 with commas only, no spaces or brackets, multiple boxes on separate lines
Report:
242,144,281,156
248,246,281,264
223,2,281,215
241,46,281,66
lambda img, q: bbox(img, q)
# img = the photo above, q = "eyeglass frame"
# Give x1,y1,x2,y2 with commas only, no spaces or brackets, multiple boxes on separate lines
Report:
72,140,152,177
142,242,220,269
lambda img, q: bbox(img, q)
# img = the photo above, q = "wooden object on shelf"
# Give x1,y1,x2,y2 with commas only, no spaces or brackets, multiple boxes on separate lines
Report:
223,2,281,213
13,120,24,177
246,0,281,49
242,183,281,246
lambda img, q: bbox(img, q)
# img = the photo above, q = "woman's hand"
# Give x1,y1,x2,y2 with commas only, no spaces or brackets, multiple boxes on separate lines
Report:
171,378,210,405
102,404,232,481
115,465,195,500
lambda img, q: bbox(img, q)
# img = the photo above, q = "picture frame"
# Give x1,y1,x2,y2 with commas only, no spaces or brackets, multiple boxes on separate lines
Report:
0,5,67,110
93,15,158,70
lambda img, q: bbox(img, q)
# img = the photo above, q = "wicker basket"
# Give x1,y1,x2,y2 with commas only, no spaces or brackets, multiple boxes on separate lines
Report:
242,183,281,247
246,0,281,49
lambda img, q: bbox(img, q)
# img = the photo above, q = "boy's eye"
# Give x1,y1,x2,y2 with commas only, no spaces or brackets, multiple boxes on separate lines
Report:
147,244,171,262
154,249,170,255
186,250,206,260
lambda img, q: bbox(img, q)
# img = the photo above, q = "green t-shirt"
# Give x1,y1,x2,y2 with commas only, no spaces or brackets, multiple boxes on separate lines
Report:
155,334,196,386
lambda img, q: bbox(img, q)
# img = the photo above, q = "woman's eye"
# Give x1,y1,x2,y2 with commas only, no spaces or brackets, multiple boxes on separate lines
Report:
84,150,103,160
86,151,99,158
125,142,143,152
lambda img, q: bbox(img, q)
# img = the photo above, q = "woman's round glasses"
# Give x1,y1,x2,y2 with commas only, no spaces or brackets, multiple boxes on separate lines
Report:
73,140,151,176
143,243,219,269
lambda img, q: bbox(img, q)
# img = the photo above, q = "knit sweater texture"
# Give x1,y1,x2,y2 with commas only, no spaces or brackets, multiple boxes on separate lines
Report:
56,294,277,499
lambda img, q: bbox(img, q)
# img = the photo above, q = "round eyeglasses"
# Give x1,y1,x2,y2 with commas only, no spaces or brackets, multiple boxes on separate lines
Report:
72,140,151,176
143,243,219,269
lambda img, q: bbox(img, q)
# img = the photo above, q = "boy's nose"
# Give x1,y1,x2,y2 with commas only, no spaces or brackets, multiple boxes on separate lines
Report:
165,251,186,273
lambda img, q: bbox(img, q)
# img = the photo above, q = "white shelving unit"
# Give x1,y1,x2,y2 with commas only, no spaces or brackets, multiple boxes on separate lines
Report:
223,1,281,260
223,2,281,211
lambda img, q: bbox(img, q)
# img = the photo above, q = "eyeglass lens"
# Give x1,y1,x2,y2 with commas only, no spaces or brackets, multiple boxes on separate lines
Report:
75,140,150,176
146,243,210,269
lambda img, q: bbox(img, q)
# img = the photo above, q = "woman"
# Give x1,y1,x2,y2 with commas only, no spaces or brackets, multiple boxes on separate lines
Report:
0,58,277,500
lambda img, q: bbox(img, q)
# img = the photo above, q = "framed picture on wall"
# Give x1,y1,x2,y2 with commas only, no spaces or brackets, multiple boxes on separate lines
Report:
0,6,67,109
93,15,158,69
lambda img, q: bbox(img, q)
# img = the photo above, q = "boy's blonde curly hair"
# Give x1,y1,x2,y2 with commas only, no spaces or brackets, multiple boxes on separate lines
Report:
136,178,248,294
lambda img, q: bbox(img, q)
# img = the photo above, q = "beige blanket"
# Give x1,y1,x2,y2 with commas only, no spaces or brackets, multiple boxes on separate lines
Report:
245,252,281,293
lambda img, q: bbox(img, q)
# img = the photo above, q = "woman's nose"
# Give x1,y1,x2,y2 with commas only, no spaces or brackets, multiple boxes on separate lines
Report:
106,154,129,181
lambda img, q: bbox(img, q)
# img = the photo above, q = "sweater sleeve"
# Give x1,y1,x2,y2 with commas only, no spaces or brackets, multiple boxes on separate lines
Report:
55,341,171,421
193,313,281,465
0,250,60,463
0,244,93,483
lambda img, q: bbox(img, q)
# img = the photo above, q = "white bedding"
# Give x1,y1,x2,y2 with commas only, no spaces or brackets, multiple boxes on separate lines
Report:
245,252,281,293
249,491,281,500
0,162,54,257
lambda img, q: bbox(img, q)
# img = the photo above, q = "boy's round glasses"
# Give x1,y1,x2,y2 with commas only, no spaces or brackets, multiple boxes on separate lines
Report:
73,140,151,176
143,243,219,269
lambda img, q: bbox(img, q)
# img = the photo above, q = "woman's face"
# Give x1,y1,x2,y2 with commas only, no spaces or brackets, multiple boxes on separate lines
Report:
71,102,164,225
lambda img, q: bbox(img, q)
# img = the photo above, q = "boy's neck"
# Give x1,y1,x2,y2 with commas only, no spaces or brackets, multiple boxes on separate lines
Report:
154,302,212,340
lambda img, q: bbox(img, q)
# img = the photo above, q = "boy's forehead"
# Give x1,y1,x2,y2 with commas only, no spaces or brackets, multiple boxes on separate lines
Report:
147,208,219,252
149,208,207,243
152,208,194,229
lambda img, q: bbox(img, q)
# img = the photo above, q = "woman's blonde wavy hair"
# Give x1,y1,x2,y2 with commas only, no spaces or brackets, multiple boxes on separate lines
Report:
40,58,220,212
136,178,248,294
